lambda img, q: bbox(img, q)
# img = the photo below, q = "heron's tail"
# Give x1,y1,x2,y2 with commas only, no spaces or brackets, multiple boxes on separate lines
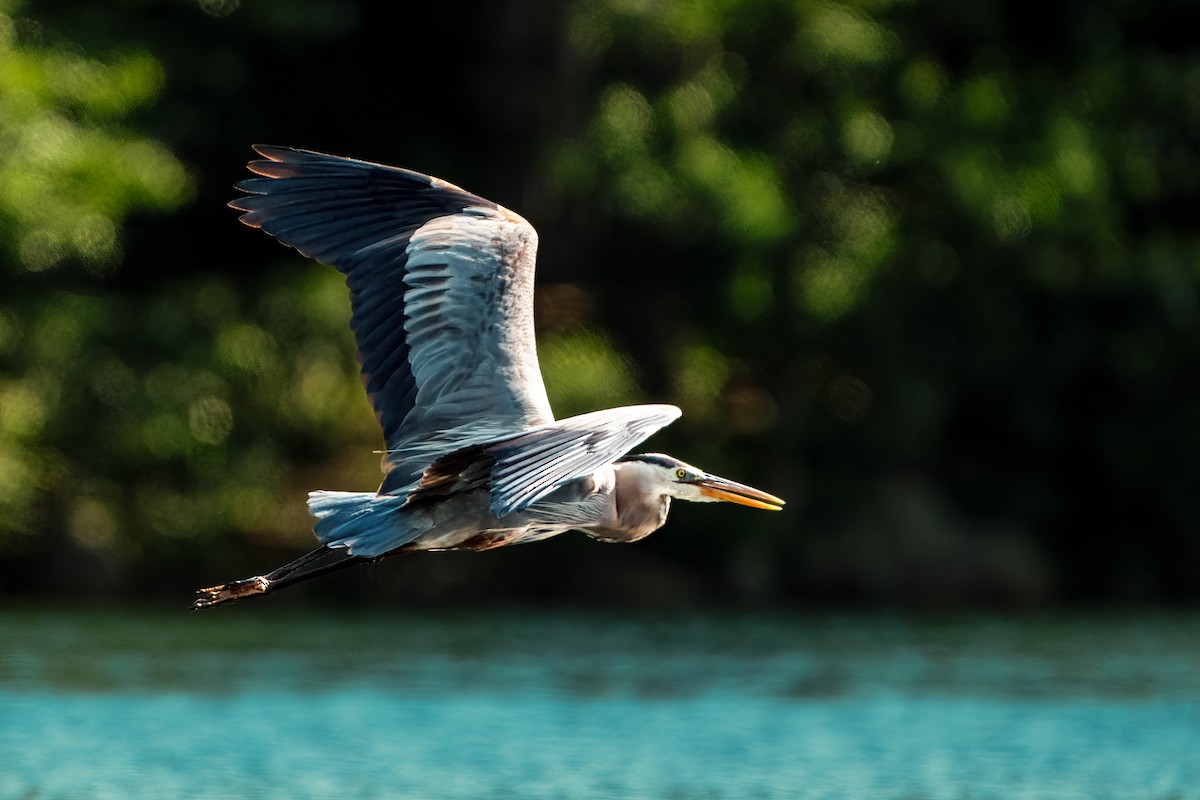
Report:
192,491,426,610
308,490,427,558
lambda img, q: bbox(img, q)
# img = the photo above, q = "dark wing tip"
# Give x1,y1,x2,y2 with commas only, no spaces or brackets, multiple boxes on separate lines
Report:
244,145,295,177
250,144,291,160
230,146,326,226
228,176,269,226
245,145,354,179
232,144,504,215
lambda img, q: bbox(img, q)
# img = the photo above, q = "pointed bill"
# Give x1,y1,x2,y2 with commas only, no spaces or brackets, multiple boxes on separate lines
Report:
694,475,786,511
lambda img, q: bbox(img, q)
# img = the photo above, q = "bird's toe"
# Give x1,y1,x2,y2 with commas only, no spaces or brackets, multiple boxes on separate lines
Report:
192,576,270,610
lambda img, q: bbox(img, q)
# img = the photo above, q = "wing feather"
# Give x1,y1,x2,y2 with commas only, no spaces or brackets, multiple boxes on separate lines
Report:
489,405,681,515
231,146,554,485
406,404,682,517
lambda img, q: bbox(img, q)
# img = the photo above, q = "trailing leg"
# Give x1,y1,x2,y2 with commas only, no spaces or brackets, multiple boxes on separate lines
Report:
192,545,362,610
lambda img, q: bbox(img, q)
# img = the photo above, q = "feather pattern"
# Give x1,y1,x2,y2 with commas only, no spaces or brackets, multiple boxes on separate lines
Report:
230,146,554,486
406,404,682,517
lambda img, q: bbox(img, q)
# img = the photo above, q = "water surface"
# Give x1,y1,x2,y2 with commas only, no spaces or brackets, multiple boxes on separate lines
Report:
2,608,1197,798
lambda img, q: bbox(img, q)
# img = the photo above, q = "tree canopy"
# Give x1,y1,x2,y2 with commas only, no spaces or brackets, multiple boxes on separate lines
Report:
2,0,1198,606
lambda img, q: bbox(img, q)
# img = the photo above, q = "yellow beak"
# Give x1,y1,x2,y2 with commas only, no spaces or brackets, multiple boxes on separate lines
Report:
694,475,786,511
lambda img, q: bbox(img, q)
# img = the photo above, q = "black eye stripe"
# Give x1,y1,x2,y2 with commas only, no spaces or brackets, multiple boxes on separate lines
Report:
618,453,680,470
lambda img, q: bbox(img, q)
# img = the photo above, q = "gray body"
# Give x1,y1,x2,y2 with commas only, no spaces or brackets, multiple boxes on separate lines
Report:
194,147,782,609
406,461,670,552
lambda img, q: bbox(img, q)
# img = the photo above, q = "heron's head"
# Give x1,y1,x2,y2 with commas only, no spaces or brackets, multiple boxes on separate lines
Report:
616,453,785,511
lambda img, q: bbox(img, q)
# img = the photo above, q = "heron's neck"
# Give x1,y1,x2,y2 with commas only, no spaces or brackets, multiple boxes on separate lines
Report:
606,462,672,542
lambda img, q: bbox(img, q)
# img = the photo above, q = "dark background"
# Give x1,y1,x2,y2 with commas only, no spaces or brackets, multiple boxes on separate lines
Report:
1,0,1198,609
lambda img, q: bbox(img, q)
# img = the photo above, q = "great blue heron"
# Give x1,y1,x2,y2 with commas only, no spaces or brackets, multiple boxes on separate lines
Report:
194,147,784,609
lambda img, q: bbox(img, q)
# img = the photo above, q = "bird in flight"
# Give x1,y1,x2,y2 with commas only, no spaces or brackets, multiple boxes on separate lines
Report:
194,147,784,609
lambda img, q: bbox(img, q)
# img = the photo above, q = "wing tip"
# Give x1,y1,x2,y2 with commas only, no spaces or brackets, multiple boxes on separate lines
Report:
245,145,340,179
228,209,262,229
250,144,293,161
622,403,683,424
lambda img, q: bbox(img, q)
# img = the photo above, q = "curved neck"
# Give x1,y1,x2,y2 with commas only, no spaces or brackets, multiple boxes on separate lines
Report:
593,461,671,543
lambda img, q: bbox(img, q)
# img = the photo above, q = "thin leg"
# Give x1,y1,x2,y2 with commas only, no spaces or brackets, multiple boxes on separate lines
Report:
192,546,363,610
263,545,340,583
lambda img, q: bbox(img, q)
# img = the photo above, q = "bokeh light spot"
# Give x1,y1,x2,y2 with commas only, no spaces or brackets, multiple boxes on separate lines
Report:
823,373,873,423
18,228,66,271
805,3,892,65
215,323,276,375
667,82,715,131
726,386,778,434
674,345,729,420
842,110,894,165
0,381,46,438
197,0,241,19
960,75,1010,126
189,396,234,445
539,330,639,417
797,251,860,321
599,85,653,154
900,59,947,110
730,263,773,322
68,498,117,552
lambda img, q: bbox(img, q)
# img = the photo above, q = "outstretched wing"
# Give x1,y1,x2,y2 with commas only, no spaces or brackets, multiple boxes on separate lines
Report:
230,146,554,485
410,404,682,517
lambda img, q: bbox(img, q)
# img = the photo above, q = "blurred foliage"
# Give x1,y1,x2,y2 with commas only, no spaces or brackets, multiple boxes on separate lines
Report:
0,0,190,272
551,0,1200,604
0,0,1198,605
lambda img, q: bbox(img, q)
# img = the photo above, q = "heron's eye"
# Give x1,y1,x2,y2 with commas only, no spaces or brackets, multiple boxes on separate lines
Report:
676,468,687,479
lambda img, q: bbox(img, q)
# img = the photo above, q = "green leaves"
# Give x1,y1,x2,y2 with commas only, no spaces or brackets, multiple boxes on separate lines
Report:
0,2,190,273
2,0,1199,601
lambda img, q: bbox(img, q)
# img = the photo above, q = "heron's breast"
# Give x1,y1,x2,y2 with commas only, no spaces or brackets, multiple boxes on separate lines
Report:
453,530,527,550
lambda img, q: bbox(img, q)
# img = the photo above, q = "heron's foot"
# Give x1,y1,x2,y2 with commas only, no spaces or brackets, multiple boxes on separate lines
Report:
193,575,271,610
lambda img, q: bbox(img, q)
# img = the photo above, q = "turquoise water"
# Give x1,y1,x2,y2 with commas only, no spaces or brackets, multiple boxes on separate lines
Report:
1,609,1198,799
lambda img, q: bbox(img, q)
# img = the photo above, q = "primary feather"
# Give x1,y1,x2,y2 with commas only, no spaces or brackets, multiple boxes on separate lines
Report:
231,146,555,488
